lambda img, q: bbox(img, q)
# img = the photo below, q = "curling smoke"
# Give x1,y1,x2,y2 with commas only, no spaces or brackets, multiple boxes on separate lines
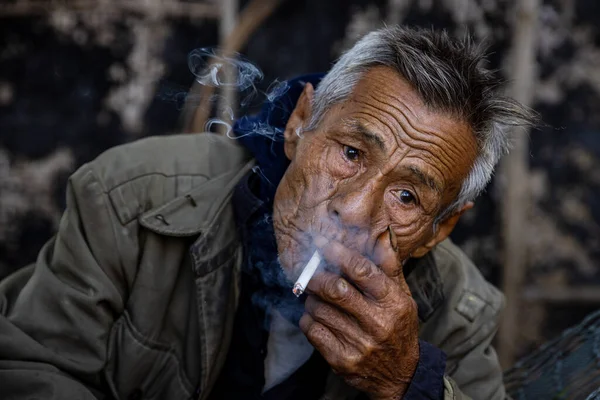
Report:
265,79,290,103
158,47,295,142
187,48,263,91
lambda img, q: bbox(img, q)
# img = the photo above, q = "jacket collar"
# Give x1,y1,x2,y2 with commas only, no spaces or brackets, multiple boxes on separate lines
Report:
138,158,255,236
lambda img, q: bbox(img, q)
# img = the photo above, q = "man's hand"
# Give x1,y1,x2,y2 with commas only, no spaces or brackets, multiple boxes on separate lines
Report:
299,234,420,399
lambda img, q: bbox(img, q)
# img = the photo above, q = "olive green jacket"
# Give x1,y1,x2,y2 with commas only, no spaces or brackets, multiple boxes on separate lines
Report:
0,134,506,400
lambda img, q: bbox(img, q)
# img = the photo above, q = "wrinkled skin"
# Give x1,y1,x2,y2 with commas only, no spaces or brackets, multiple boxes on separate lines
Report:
272,66,478,399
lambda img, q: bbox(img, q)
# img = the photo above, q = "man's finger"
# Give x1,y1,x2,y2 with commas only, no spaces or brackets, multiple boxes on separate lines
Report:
299,313,348,371
314,235,392,301
372,226,411,297
306,270,372,321
304,295,369,347
307,272,402,337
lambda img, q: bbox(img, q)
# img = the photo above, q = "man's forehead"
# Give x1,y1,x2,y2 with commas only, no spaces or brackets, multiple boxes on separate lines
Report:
349,67,424,108
344,66,462,136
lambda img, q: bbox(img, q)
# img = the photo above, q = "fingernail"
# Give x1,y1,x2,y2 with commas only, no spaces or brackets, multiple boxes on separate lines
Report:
355,261,369,277
388,226,398,252
337,279,348,294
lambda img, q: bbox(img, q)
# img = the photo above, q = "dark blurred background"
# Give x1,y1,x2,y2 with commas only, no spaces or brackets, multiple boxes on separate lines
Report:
1,0,599,369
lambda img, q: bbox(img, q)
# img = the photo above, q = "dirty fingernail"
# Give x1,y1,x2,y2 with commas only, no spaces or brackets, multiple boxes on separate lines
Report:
337,278,348,294
388,226,398,252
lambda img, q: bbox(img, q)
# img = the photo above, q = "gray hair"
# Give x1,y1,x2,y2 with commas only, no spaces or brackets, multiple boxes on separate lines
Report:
305,26,537,222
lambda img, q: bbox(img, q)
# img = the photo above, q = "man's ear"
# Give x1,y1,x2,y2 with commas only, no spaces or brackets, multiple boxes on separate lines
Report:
283,83,314,160
411,201,474,258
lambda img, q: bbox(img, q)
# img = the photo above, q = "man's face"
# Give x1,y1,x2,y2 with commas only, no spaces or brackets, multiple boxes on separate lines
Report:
273,66,478,281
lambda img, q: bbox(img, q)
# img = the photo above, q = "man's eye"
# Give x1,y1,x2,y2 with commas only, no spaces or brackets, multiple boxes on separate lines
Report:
399,190,415,204
343,145,360,161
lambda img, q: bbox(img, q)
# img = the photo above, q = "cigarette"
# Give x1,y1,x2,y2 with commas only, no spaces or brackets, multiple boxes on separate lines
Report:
292,250,322,297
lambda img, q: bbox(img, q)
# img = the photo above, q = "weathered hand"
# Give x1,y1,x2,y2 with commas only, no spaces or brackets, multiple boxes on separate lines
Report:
299,234,420,399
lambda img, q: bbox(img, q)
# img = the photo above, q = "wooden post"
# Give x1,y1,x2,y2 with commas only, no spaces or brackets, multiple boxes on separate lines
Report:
217,0,239,135
498,0,540,369
182,0,282,133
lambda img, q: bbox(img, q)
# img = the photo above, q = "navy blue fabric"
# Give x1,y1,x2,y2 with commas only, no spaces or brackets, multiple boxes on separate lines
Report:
209,73,448,399
233,72,325,206
404,340,447,400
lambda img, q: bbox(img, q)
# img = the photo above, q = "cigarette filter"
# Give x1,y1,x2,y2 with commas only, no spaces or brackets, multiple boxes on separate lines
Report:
292,250,322,297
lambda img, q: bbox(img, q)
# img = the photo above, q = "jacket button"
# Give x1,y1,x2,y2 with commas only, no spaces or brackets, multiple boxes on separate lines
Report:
128,389,143,400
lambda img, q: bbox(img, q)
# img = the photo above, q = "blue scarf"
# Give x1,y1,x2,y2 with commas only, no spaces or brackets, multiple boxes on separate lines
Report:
233,73,325,207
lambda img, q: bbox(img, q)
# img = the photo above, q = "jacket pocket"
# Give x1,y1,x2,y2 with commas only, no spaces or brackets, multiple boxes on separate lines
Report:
104,312,195,400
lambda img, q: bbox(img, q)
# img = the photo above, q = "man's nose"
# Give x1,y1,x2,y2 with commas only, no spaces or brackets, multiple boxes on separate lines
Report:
327,180,381,230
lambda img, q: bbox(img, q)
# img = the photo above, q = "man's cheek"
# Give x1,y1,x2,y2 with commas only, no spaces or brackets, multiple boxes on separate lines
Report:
323,146,354,180
291,169,337,211
395,220,435,257
276,230,314,279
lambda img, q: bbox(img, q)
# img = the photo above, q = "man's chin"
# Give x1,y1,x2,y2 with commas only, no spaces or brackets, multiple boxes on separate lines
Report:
277,257,297,283
277,251,308,284
275,231,312,281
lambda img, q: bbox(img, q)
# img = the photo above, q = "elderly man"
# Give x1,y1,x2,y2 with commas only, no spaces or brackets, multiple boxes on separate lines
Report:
0,27,533,399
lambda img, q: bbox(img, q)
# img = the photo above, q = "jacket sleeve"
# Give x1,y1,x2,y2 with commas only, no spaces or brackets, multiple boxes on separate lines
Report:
443,376,471,399
0,163,135,399
402,339,511,400
414,240,510,400
443,376,512,400
441,310,510,400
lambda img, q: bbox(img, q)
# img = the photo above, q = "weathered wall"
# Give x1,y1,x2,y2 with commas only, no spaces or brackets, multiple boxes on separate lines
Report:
1,0,599,359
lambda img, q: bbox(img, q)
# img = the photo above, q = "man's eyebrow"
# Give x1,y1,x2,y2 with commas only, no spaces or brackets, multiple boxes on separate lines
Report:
344,119,386,152
405,165,443,194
